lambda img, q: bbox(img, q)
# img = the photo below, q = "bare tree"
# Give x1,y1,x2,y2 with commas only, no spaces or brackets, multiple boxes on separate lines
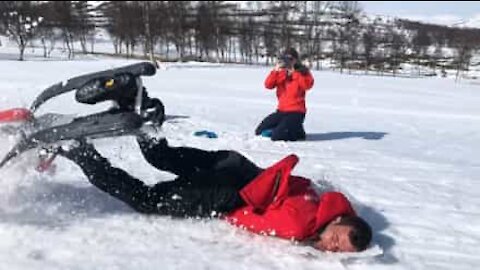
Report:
263,22,277,65
99,1,143,57
36,2,59,58
296,1,332,70
411,27,432,75
0,1,43,61
452,30,475,82
72,1,96,54
141,1,156,64
166,1,192,61
49,1,78,59
385,22,408,76
453,44,473,81
195,1,227,61
362,20,379,73
332,1,362,73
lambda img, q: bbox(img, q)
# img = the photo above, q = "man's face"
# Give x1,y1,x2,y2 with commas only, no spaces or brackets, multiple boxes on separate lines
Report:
314,221,357,253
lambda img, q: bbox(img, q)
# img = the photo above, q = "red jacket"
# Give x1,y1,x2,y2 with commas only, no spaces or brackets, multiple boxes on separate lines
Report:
264,69,314,113
225,155,356,241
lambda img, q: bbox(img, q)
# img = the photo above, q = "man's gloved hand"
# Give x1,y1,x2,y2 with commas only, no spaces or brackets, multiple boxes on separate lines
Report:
36,139,91,173
53,139,96,161
141,97,165,127
295,64,310,75
136,94,166,141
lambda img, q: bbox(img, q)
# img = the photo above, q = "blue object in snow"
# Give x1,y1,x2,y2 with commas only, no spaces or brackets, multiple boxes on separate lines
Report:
194,130,218,139
260,129,273,138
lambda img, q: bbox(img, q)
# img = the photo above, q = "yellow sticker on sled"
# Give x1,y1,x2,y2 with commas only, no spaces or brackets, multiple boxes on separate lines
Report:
105,79,115,88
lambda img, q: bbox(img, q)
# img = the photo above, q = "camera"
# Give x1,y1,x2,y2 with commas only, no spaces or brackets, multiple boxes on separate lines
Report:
277,55,294,69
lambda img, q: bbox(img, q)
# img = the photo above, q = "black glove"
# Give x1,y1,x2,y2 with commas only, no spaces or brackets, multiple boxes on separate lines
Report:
55,139,97,161
141,96,165,128
295,64,310,75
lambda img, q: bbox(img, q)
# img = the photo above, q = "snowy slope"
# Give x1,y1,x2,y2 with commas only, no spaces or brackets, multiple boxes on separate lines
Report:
0,54,479,269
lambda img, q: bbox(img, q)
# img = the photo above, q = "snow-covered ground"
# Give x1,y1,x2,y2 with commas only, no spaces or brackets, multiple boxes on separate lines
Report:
0,50,479,270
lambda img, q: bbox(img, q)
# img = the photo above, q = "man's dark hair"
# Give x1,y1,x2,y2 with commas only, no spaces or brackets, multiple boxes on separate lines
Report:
338,216,372,251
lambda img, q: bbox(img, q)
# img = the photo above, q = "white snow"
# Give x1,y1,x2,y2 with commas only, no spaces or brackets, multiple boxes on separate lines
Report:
0,49,479,269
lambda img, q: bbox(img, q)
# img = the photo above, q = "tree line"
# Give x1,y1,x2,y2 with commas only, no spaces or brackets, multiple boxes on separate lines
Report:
1,1,479,78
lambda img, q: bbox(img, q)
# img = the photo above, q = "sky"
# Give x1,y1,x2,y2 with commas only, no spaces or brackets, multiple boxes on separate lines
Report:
359,1,480,28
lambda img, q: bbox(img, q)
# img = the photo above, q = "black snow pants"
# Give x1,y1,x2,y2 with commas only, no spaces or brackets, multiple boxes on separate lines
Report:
255,111,306,141
63,138,261,218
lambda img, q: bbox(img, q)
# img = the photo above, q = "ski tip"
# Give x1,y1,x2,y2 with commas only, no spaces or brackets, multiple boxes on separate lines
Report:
0,108,33,123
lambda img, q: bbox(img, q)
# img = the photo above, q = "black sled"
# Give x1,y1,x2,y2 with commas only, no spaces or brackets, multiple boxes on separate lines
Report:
0,62,163,169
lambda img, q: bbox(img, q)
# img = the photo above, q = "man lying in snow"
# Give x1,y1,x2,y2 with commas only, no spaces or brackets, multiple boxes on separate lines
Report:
57,131,372,253
51,80,371,253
